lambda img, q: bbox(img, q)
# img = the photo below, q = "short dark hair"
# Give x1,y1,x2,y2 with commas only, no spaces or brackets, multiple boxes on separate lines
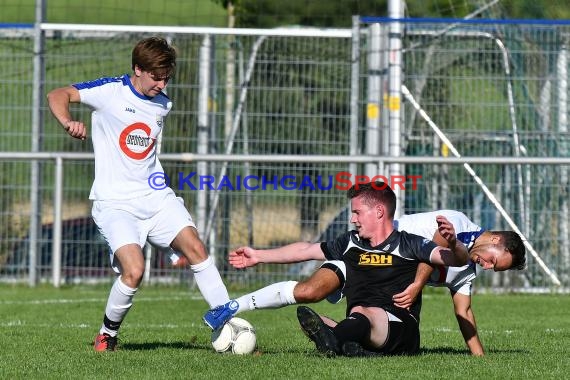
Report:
132,36,177,78
347,181,397,218
495,231,526,270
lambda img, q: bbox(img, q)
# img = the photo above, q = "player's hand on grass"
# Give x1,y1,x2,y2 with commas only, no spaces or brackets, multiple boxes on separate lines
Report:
228,246,259,268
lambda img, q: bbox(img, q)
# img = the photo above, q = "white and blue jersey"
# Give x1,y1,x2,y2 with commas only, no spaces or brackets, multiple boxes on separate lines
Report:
395,210,484,295
73,74,172,201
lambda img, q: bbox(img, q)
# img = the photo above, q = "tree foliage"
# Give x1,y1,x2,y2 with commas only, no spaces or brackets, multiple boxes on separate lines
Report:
500,0,570,20
227,0,570,28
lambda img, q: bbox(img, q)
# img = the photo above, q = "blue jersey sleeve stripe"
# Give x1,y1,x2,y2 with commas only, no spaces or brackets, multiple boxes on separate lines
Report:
72,76,124,90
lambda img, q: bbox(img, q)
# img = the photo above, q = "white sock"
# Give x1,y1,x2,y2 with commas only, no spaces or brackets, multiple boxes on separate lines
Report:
100,276,137,336
234,281,298,313
191,256,230,308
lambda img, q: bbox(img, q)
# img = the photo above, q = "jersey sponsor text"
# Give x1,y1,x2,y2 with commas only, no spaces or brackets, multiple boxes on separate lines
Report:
358,252,393,266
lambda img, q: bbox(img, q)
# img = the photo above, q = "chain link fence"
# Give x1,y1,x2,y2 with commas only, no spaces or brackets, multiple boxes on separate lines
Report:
0,19,568,289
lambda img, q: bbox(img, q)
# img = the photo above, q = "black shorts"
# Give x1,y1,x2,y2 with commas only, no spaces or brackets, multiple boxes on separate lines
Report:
373,306,420,355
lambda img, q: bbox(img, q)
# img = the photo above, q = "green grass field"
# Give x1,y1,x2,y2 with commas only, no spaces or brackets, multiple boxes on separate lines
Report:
0,284,568,379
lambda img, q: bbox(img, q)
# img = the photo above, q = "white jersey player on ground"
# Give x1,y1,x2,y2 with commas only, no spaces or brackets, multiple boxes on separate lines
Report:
47,36,230,352
203,209,525,356
395,210,484,295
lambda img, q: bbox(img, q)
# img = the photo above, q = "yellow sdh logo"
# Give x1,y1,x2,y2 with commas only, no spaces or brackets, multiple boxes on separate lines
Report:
358,253,393,266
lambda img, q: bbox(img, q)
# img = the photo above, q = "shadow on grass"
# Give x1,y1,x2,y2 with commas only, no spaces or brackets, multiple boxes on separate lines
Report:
419,347,470,355
90,340,213,351
124,341,212,351
420,346,530,355
88,340,530,355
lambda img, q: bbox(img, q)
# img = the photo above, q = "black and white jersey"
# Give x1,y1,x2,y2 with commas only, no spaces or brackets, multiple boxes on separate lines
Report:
321,229,438,319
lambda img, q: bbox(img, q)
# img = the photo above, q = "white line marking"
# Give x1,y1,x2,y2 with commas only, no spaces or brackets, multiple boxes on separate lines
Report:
0,295,205,305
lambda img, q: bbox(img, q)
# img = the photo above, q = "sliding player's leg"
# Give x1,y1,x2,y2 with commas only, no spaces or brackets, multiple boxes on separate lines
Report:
203,264,343,330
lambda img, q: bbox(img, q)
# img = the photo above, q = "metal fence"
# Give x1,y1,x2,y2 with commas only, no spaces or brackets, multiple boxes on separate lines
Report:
0,18,568,290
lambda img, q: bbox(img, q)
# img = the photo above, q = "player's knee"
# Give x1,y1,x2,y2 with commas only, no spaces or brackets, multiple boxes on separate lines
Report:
333,312,371,344
121,269,144,287
293,282,327,303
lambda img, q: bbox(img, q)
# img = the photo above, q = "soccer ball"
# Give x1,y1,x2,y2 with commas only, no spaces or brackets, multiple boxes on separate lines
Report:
211,317,257,355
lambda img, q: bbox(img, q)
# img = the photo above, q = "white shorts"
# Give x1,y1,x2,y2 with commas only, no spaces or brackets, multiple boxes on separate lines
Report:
92,189,196,271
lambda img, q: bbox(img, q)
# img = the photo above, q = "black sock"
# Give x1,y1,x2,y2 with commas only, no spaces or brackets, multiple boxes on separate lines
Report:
333,312,371,344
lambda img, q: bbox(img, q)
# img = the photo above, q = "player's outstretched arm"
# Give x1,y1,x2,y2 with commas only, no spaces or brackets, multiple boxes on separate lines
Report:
228,247,259,269
228,242,325,269
451,291,485,356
